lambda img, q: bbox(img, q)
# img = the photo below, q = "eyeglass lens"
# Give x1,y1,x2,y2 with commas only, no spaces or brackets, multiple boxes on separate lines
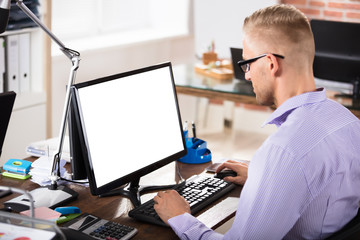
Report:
241,64,249,73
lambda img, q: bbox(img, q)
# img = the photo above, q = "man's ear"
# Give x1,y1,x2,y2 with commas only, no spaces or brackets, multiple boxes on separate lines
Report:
267,54,280,77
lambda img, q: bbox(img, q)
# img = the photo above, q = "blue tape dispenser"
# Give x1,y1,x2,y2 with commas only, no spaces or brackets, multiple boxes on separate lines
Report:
178,121,212,164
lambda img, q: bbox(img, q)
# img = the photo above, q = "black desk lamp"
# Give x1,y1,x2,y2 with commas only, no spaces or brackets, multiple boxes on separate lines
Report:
0,0,78,211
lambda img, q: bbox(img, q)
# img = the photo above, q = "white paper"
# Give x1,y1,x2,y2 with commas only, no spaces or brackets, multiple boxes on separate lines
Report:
0,222,56,240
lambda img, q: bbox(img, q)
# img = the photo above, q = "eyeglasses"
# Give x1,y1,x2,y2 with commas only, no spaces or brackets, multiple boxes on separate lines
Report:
237,53,285,73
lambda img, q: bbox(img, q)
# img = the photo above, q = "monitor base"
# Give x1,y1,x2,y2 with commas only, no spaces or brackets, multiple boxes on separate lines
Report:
98,178,176,207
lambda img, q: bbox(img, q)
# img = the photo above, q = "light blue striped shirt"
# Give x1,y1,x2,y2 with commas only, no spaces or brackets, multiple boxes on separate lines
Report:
169,88,360,239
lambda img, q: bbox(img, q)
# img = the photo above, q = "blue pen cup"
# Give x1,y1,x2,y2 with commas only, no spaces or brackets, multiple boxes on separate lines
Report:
178,138,212,164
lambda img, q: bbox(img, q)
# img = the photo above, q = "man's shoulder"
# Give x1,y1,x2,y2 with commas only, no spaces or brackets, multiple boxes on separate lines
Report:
285,98,358,132
267,100,360,158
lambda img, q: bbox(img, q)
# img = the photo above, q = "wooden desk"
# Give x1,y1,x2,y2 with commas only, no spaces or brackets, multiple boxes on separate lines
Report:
0,160,242,240
173,64,360,119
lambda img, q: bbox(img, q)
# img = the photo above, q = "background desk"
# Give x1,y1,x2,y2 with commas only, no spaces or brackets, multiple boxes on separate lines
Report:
173,64,360,119
0,159,242,239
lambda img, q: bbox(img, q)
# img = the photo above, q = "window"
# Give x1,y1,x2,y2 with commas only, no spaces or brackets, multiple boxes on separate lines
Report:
51,0,190,42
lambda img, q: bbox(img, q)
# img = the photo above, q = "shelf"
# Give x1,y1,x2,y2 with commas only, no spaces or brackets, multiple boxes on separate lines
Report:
0,27,38,37
13,92,46,111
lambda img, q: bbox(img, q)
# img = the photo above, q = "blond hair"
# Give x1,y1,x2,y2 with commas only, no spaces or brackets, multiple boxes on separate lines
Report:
243,4,314,63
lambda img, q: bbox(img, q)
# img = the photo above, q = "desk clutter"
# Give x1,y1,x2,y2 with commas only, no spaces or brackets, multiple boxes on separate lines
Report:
194,59,233,80
0,137,73,186
178,121,212,164
2,159,32,179
26,137,71,162
28,155,71,186
0,215,59,240
0,185,138,239
0,194,138,240
194,41,234,80
1,156,71,186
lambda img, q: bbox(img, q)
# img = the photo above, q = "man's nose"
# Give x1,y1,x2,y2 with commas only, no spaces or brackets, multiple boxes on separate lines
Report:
245,71,251,81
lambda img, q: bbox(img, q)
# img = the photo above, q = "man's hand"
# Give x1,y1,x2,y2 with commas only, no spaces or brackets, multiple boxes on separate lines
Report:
216,160,249,185
153,190,190,225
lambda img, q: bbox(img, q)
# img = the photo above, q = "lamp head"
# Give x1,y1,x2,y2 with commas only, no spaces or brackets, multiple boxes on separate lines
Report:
0,0,11,34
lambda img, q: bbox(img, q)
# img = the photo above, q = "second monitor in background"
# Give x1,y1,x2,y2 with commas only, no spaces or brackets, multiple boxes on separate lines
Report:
230,47,254,96
230,47,245,81
311,19,360,100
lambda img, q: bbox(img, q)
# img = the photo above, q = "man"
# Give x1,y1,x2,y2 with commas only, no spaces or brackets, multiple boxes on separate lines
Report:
154,4,360,239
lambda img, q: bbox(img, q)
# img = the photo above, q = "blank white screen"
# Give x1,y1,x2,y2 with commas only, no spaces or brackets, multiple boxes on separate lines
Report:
76,65,184,188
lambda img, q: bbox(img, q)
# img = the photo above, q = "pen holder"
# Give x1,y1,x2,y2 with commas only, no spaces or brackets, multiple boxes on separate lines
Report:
202,52,218,65
178,138,212,164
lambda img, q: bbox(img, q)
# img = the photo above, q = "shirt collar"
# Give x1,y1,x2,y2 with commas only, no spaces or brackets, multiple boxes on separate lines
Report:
262,88,327,127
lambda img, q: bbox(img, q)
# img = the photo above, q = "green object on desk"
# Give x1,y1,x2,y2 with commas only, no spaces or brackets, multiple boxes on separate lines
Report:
56,213,81,224
2,171,31,180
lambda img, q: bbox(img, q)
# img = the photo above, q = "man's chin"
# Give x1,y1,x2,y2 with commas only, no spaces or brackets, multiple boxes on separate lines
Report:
255,96,273,106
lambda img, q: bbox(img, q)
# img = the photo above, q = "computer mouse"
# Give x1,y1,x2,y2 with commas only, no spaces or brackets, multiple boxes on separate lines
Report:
214,169,237,179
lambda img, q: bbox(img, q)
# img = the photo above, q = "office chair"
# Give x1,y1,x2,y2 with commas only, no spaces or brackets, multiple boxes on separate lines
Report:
325,208,360,240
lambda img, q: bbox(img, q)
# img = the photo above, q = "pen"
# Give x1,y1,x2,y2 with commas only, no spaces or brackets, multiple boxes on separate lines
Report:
184,121,192,147
192,121,197,142
183,121,188,131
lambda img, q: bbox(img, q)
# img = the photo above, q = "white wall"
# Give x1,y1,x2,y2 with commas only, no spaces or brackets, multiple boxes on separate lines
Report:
194,0,277,59
50,0,278,137
51,35,195,136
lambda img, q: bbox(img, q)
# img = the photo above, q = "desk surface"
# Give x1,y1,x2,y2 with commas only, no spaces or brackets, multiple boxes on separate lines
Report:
0,160,241,240
173,64,256,104
173,64,360,118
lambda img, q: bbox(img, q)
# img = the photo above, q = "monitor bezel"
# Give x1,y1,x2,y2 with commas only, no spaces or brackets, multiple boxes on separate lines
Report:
0,91,16,157
70,62,187,196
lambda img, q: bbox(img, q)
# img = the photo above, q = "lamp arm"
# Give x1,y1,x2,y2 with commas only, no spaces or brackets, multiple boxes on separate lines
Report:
15,0,74,59
51,56,80,178
15,0,80,184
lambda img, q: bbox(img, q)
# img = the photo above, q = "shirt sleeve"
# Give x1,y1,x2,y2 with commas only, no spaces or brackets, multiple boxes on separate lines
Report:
168,213,223,240
169,142,311,240
225,142,311,239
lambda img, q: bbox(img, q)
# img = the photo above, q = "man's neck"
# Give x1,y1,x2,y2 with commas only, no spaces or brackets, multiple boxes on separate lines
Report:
273,72,316,108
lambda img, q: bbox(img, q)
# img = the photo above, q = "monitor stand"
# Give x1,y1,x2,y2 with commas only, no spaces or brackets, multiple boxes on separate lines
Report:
98,178,177,207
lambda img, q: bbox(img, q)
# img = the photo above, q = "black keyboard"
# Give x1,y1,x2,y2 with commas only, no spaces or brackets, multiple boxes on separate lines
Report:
129,175,235,227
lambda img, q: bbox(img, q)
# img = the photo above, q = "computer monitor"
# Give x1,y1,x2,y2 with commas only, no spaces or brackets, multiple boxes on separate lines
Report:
0,91,16,158
68,100,88,181
310,19,360,100
69,62,187,206
230,47,245,81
